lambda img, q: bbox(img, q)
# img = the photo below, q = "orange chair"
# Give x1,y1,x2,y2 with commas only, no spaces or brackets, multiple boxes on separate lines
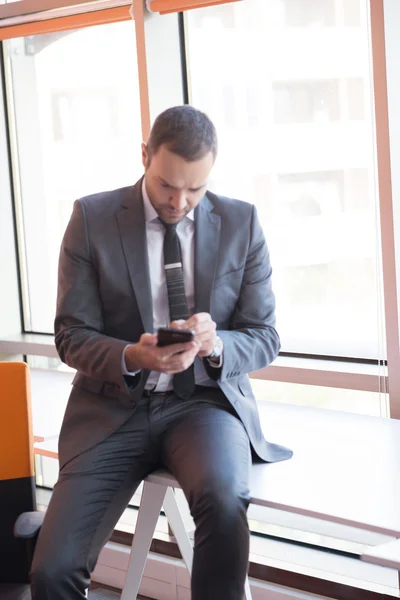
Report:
0,362,43,599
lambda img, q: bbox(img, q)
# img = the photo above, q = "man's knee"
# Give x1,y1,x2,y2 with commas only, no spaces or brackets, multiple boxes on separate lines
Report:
190,481,250,530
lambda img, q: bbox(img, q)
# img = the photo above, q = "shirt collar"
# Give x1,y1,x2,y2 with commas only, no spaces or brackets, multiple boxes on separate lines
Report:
142,178,195,224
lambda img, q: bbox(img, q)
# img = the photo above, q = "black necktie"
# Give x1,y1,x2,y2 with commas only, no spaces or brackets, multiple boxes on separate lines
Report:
162,222,195,399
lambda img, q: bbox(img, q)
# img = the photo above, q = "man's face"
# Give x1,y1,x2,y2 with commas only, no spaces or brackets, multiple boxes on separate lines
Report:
142,143,214,224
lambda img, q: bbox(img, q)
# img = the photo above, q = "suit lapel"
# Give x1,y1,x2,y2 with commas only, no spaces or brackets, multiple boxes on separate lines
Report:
194,194,221,313
117,179,153,333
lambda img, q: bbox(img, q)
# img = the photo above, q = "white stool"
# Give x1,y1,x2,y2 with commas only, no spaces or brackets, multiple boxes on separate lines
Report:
120,471,252,600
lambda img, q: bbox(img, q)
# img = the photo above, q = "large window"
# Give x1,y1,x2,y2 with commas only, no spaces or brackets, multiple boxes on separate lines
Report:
2,1,400,596
5,20,142,333
186,0,381,360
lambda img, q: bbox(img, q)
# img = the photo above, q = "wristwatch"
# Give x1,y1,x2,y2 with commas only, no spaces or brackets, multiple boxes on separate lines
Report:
205,335,223,360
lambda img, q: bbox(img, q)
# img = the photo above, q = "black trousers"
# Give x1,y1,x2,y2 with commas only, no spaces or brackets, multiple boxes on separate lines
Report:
31,387,252,600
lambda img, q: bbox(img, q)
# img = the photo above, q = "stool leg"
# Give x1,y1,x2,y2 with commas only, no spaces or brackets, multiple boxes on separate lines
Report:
244,574,252,600
163,487,194,573
120,481,167,600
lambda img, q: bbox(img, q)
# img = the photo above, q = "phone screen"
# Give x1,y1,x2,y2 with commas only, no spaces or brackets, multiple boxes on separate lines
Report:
157,327,195,347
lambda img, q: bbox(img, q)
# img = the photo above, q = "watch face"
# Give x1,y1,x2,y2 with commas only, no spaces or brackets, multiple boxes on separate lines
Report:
212,337,223,357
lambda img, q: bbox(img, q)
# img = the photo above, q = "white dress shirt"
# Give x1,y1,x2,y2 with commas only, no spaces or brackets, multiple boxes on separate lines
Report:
123,180,220,391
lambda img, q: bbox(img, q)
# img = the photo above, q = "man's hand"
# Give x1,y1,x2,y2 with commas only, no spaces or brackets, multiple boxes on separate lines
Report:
171,313,216,358
125,333,200,374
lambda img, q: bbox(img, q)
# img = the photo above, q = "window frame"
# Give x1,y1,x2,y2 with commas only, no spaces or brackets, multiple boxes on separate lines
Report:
2,1,400,596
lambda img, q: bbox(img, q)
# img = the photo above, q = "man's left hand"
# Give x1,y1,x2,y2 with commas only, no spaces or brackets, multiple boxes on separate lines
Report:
171,312,216,358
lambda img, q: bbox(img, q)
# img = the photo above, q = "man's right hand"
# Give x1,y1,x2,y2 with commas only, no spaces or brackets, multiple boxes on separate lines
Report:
124,333,200,374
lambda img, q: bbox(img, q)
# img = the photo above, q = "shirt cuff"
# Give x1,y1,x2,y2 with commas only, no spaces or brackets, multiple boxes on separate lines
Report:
206,352,223,368
122,344,141,376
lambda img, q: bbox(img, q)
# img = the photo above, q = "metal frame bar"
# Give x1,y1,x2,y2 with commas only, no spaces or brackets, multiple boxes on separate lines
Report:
133,0,151,141
0,0,125,21
369,0,400,418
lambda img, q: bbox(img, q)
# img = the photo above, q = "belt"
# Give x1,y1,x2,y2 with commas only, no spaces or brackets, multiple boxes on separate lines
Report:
142,385,219,398
142,389,173,397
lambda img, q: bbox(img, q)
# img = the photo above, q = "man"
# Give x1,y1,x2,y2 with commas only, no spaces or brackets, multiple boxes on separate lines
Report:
31,105,292,600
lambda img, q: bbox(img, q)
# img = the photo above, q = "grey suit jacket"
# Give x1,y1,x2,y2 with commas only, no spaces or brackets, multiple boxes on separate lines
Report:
55,178,293,468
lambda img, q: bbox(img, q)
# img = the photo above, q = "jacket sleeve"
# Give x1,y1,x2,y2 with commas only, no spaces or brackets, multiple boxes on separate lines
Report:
206,204,280,382
54,200,141,394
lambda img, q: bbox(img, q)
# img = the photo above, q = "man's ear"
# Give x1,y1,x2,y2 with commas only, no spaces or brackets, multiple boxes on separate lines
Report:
141,142,149,168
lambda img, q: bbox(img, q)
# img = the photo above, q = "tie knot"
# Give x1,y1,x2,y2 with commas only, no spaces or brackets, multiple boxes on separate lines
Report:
159,219,178,232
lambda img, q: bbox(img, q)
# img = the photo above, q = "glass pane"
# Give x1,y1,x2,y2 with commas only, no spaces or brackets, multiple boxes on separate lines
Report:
251,379,387,417
28,355,73,488
35,454,59,489
27,355,74,373
0,353,24,360
185,0,382,360
6,21,142,333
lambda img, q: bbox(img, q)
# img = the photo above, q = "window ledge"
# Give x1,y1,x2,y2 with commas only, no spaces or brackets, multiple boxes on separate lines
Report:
252,355,387,392
0,332,57,357
0,332,387,392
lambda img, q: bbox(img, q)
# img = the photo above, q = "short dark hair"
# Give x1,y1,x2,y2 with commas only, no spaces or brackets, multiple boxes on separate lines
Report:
146,105,218,163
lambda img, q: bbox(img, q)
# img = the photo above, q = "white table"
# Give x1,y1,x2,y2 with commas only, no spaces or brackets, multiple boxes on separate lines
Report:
34,399,400,535
118,401,400,599
34,400,400,597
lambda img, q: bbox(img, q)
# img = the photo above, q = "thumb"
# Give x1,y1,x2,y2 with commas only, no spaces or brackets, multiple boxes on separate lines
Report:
170,319,187,329
140,333,158,346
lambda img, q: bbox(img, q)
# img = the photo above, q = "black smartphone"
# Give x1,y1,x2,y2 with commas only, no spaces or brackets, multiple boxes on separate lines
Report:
157,327,195,347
